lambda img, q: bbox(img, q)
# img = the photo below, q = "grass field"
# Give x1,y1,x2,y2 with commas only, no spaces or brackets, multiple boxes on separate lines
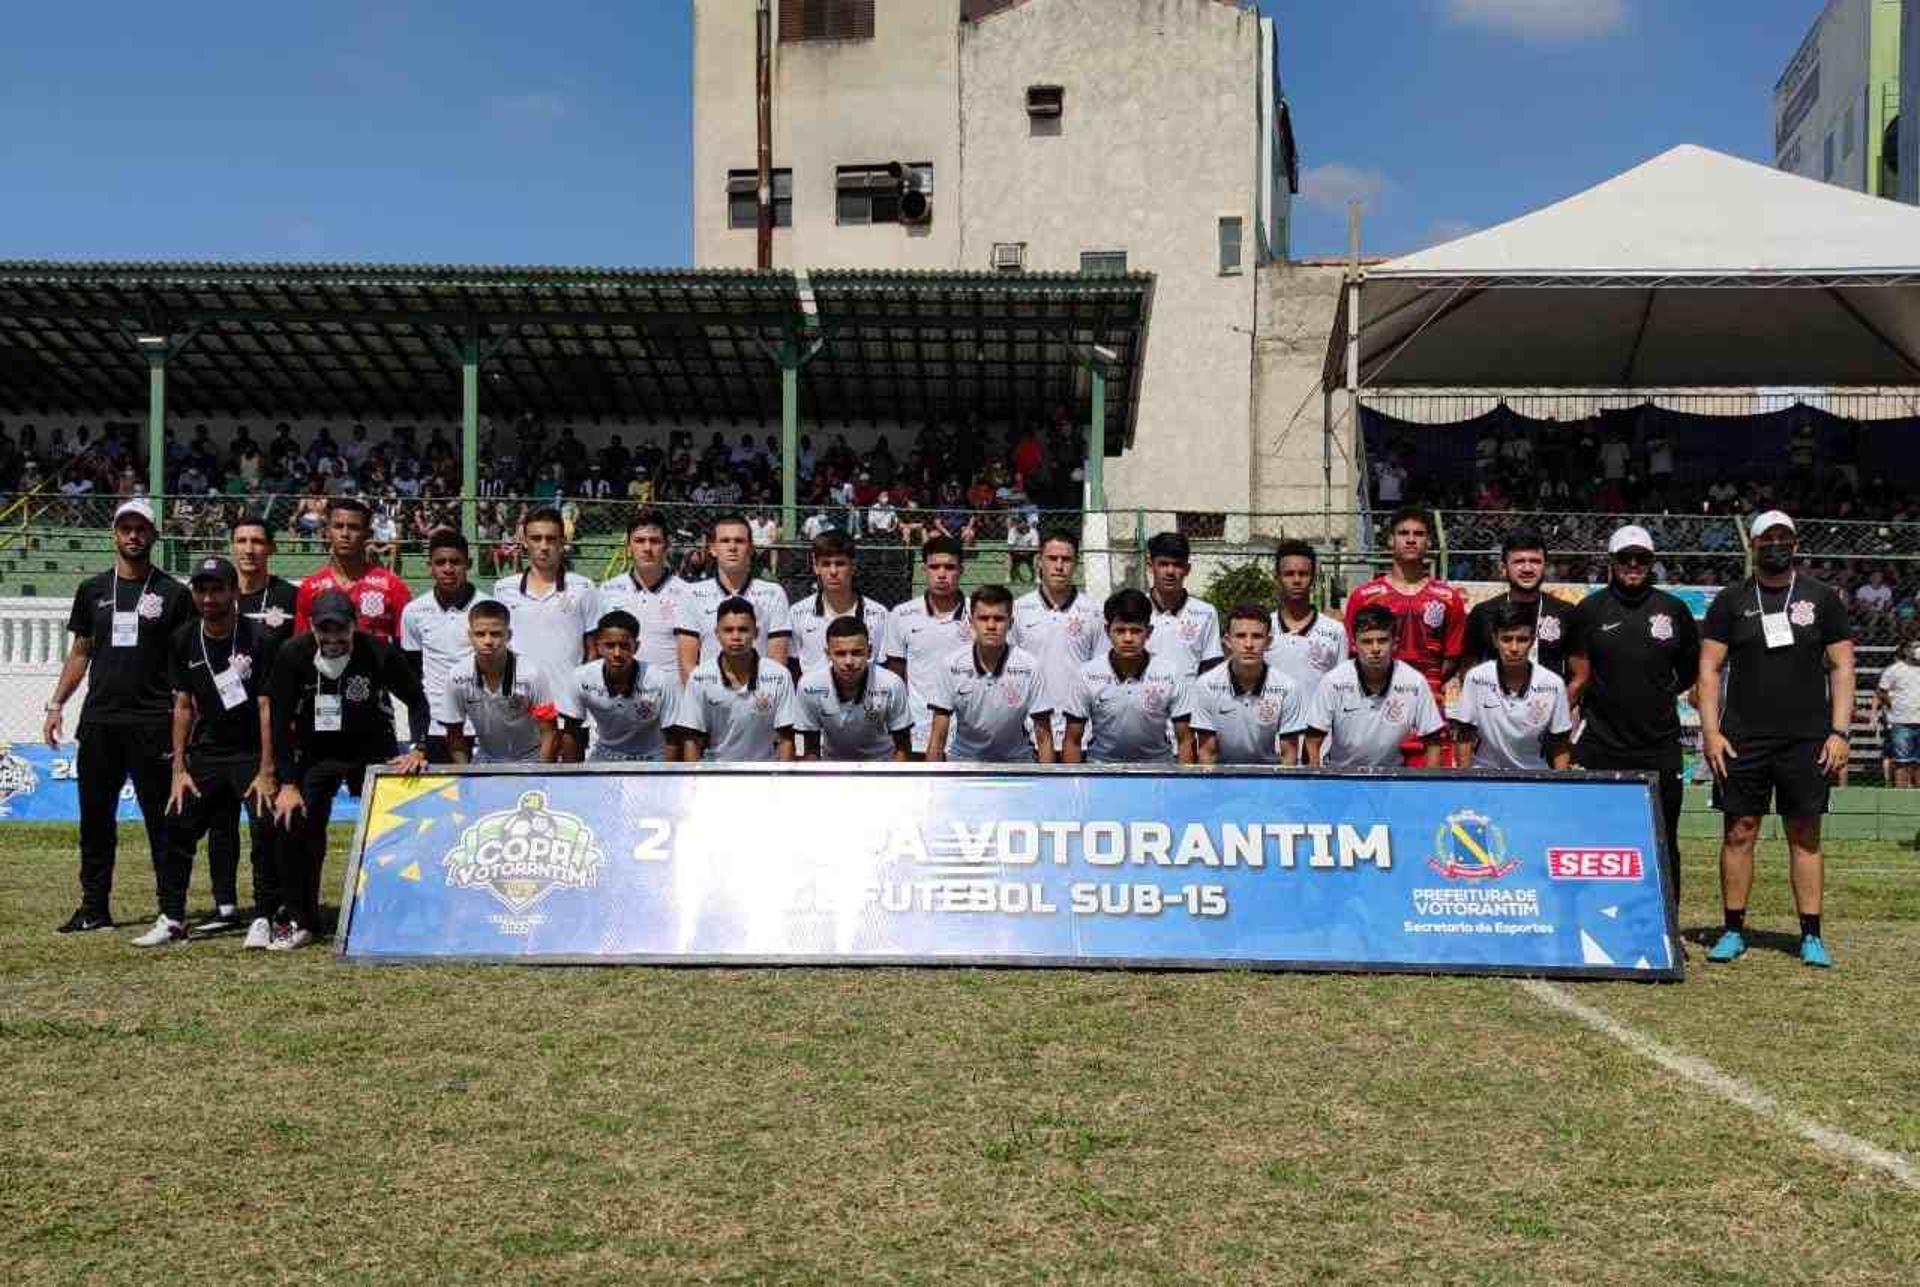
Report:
2,825,1918,1284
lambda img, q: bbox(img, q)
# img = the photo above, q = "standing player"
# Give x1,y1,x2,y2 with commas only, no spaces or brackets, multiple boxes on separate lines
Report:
231,514,297,643
927,585,1056,764
1060,588,1195,765
789,530,891,677
676,513,792,683
793,617,913,761
886,535,972,757
1193,606,1304,766
1143,532,1223,678
492,506,598,761
1342,507,1466,764
1453,602,1573,771
1011,529,1104,746
560,610,679,762
1564,524,1701,899
1304,604,1446,769
1266,539,1347,709
596,510,694,674
293,498,410,641
44,498,193,933
268,591,430,950
672,598,797,762
1463,528,1572,679
139,557,281,947
436,600,562,765
399,529,479,764
1697,512,1853,968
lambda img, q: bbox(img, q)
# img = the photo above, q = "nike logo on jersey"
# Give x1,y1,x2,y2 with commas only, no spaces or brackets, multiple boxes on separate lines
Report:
1601,622,1622,631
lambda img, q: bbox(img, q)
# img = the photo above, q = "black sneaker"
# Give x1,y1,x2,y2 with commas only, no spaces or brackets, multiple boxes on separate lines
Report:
56,908,113,933
195,904,240,935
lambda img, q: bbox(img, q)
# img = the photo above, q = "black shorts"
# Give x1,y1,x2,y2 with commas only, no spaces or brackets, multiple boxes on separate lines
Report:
1713,737,1829,819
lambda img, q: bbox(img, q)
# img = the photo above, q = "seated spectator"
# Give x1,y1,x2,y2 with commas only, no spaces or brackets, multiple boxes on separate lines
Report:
1857,569,1894,616
369,500,402,571
1006,510,1039,583
868,492,899,541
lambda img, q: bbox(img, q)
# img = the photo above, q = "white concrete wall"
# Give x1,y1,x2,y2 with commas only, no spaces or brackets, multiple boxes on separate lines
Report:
1250,261,1345,531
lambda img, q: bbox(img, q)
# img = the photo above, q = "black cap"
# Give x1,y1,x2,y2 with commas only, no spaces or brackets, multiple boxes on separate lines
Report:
190,556,237,586
309,590,356,629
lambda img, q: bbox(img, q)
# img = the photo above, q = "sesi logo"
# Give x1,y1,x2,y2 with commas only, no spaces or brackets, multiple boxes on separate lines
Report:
1547,848,1645,881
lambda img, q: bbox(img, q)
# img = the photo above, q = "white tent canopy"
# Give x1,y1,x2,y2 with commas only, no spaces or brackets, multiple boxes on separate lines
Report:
1324,145,1920,390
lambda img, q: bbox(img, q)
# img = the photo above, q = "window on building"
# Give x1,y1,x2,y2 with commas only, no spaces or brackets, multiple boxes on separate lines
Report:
1825,131,1836,180
727,169,792,230
1218,217,1243,275
835,163,932,225
780,0,874,43
1027,85,1063,137
1080,250,1127,275
1844,104,1856,158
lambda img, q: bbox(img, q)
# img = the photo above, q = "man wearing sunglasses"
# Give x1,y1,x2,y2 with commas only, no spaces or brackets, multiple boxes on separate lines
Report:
1565,525,1701,906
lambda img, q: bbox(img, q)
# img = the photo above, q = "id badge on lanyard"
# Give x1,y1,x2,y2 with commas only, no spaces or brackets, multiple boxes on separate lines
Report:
212,665,249,711
111,611,139,648
314,693,344,732
1759,577,1795,651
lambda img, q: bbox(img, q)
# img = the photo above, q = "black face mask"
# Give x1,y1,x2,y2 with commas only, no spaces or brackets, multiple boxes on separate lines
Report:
1756,545,1795,575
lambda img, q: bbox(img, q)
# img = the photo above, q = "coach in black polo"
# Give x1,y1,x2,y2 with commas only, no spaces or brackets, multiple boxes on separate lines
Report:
1564,524,1700,900
1698,511,1852,970
1464,526,1572,678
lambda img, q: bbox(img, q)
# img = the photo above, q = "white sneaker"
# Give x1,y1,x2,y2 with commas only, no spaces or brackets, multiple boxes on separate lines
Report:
267,924,314,952
242,917,273,950
131,915,187,948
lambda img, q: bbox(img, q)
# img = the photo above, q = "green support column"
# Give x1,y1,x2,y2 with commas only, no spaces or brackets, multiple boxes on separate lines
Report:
1085,366,1107,511
781,358,799,537
145,347,167,531
461,339,480,540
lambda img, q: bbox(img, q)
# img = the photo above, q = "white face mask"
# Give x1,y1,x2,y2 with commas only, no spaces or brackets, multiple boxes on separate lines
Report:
314,650,350,681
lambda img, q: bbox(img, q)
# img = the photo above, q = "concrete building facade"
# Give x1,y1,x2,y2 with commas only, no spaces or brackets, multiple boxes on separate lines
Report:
1774,0,1902,197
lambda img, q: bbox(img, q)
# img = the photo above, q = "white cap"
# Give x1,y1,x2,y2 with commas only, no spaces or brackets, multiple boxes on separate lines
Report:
112,498,156,527
1607,524,1654,555
1750,510,1796,538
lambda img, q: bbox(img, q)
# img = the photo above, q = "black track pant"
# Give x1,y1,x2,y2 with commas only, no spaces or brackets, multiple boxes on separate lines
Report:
158,752,278,922
1575,744,1685,899
75,722,172,916
278,759,367,932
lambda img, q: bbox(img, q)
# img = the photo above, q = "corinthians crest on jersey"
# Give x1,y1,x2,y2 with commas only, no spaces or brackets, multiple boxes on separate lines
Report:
443,790,606,927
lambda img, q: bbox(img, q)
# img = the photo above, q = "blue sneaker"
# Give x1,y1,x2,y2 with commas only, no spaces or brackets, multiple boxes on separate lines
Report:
1800,935,1833,969
1706,929,1748,963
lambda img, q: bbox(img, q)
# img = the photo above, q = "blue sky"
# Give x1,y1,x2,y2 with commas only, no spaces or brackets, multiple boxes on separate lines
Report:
0,1,1831,265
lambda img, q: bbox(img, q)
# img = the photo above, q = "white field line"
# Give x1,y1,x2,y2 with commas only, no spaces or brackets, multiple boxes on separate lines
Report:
1518,979,1920,1193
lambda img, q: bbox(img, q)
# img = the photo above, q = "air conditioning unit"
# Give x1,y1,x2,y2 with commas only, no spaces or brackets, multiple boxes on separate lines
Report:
991,242,1027,272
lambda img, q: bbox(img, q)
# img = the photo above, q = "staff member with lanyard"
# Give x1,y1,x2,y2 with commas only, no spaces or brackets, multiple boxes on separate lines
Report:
45,498,193,934
1699,512,1853,968
1564,524,1701,902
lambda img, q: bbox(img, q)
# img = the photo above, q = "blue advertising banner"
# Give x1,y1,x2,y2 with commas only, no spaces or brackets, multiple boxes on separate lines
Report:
339,766,1680,979
0,743,363,825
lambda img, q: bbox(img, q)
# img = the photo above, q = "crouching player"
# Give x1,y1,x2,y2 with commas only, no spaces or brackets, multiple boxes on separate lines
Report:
561,610,679,762
1304,604,1446,768
1453,601,1572,771
1192,605,1305,766
926,585,1055,763
794,617,913,761
672,597,796,762
1059,588,1194,764
435,599,561,764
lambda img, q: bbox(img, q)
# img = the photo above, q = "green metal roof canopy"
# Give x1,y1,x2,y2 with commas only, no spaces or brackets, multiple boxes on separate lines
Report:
0,261,1152,448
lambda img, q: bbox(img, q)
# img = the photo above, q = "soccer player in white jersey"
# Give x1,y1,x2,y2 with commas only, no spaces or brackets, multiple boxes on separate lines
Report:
1266,539,1347,707
1193,606,1305,766
399,528,479,764
1143,531,1223,678
435,600,560,764
1011,529,1104,744
672,597,796,762
492,506,598,761
596,510,693,674
886,535,972,758
676,512,792,683
789,530,890,677
1454,601,1573,771
794,617,913,761
1060,588,1194,764
562,610,678,762
1304,604,1445,769
927,584,1056,764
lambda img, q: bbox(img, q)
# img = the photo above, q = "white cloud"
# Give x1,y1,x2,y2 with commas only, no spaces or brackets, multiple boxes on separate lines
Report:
1445,0,1626,41
1298,162,1392,216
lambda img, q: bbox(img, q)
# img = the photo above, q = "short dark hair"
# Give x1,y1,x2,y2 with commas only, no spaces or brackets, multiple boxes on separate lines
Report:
627,509,670,539
1146,532,1191,563
327,497,371,522
970,584,1014,613
825,615,870,642
427,528,469,557
523,506,566,533
921,534,964,564
709,512,752,542
1352,604,1396,638
1104,588,1152,626
469,599,511,627
1038,528,1080,555
1387,505,1433,535
1274,539,1317,569
812,530,855,561
1501,527,1548,559
1227,603,1272,630
228,513,274,542
597,609,640,636
1491,601,1539,635
715,594,757,622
